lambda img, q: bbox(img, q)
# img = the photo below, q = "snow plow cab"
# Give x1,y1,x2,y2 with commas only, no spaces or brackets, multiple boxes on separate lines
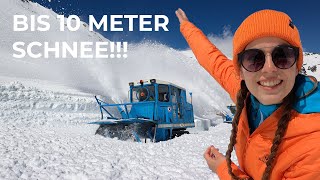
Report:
90,79,194,142
224,104,236,123
216,103,236,123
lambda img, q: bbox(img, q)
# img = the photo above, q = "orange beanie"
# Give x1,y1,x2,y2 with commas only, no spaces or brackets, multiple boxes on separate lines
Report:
233,9,303,76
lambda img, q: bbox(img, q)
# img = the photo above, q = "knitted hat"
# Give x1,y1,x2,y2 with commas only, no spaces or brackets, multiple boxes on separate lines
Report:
233,9,303,76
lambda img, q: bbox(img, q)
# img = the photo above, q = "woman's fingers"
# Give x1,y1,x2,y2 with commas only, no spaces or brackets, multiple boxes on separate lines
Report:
175,8,189,23
203,146,227,173
177,8,187,19
210,146,220,155
204,145,220,159
212,146,225,159
204,146,212,159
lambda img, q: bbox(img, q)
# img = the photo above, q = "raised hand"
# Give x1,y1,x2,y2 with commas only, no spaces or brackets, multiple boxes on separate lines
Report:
175,8,189,24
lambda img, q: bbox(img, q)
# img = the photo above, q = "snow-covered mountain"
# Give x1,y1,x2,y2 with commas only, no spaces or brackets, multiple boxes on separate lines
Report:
0,0,319,179
0,0,232,179
0,0,233,119
302,52,320,79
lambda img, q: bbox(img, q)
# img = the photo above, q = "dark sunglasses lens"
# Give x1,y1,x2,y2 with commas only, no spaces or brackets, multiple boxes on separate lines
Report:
272,46,297,69
241,50,265,72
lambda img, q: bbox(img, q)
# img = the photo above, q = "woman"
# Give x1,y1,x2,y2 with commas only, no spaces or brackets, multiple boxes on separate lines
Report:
176,8,320,180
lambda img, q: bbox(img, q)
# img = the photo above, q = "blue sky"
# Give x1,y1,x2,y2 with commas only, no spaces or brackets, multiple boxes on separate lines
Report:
32,0,320,53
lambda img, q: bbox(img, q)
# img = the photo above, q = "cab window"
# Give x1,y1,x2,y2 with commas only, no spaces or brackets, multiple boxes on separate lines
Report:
158,85,169,102
132,85,155,102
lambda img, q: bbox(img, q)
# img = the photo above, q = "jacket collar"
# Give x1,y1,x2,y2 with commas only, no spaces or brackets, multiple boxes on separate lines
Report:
295,74,318,99
294,75,320,114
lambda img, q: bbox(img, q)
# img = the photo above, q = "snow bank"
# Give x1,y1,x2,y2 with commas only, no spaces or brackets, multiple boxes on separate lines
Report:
0,79,237,179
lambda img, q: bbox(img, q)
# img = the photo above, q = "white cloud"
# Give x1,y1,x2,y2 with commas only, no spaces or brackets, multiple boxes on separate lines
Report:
207,25,233,59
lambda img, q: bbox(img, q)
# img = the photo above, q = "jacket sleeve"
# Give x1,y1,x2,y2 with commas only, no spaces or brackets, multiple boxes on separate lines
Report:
180,21,240,103
216,160,251,180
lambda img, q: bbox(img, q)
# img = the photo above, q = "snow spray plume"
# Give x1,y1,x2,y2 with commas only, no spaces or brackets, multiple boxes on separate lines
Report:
89,40,230,117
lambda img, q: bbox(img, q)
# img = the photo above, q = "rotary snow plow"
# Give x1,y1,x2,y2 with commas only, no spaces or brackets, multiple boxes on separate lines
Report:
216,104,236,123
90,79,195,142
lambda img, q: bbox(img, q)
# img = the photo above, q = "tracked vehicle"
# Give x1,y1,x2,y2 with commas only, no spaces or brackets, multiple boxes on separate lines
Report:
90,79,194,142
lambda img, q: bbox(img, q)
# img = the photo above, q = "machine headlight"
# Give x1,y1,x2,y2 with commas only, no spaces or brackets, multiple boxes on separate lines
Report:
150,79,156,83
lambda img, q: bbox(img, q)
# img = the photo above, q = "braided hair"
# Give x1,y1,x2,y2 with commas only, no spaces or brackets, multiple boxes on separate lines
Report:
225,80,296,180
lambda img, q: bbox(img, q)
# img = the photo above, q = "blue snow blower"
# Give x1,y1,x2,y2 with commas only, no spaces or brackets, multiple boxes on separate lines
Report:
90,79,194,142
223,104,236,123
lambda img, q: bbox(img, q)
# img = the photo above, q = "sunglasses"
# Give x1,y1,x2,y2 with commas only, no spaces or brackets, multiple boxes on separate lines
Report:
238,45,299,72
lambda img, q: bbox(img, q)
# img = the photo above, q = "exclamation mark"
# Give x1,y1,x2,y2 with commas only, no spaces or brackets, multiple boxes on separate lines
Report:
110,42,115,58
116,42,121,58
122,42,128,58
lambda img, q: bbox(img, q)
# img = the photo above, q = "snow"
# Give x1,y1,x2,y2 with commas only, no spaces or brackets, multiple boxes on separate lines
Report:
303,52,320,80
0,0,319,179
0,78,236,179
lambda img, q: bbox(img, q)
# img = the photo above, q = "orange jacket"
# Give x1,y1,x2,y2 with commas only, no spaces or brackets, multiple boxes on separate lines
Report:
180,21,320,180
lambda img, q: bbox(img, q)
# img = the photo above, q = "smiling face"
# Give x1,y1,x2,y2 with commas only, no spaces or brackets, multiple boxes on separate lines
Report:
239,37,298,105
